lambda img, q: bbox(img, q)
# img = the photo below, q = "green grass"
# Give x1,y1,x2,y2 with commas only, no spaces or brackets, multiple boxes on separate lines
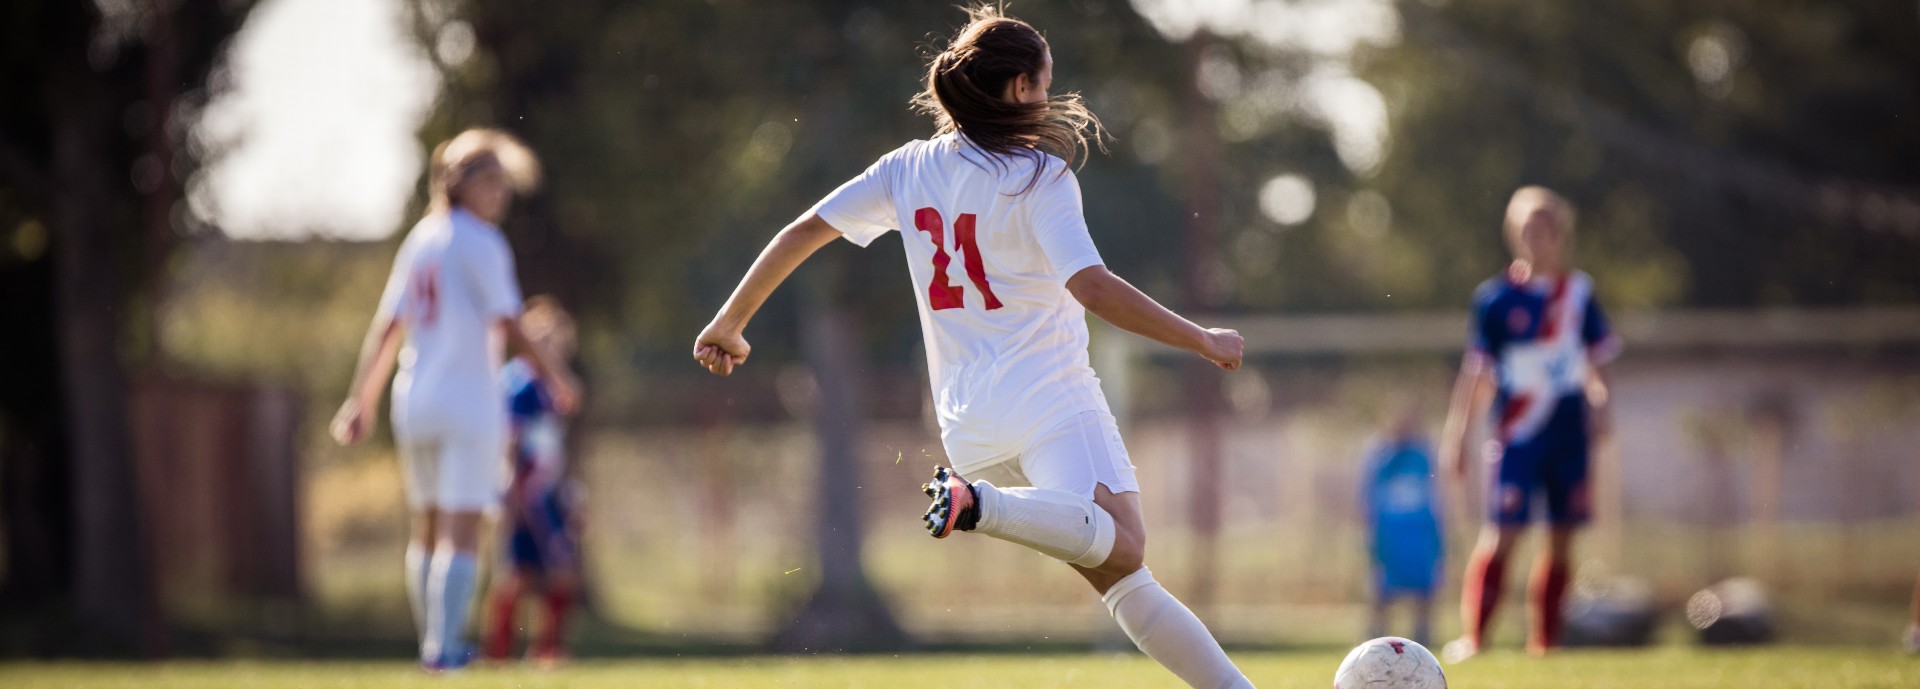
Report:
3,647,1916,688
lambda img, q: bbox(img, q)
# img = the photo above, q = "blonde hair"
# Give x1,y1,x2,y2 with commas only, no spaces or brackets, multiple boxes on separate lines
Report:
521,294,576,357
1503,185,1576,253
428,128,543,212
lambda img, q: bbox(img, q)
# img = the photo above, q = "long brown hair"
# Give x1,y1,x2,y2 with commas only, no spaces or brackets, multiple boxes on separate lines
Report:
911,4,1107,193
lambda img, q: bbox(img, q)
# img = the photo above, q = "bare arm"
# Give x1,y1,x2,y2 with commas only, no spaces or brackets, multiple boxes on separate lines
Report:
1586,361,1612,440
1438,355,1494,479
330,316,404,445
501,317,581,414
693,213,843,376
1065,266,1242,370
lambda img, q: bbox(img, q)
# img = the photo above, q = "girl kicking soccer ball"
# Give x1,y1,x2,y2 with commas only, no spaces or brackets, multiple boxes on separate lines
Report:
692,7,1254,688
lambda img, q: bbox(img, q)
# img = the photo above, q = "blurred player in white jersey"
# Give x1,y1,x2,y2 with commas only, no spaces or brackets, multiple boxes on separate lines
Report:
692,7,1254,688
332,129,579,672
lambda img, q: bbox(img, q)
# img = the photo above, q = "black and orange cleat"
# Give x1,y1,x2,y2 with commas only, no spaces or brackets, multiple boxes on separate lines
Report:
921,466,979,538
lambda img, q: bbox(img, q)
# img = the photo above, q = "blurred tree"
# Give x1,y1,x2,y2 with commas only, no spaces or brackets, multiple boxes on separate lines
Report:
404,0,1193,377
1120,0,1919,313
0,0,256,653
1360,0,1920,311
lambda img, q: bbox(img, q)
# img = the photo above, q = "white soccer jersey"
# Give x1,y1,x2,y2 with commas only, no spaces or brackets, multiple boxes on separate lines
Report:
376,208,524,440
811,134,1113,472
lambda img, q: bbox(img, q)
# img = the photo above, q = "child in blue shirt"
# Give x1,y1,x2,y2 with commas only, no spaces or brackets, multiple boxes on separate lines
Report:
1363,402,1443,646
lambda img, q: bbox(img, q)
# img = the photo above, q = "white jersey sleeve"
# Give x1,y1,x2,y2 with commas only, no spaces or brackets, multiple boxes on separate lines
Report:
467,232,523,321
809,147,904,247
374,240,416,324
1025,165,1104,282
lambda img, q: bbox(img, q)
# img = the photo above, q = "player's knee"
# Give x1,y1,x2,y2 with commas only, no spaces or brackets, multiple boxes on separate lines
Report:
1098,532,1146,576
1544,530,1576,561
438,510,487,552
1484,525,1524,556
411,510,439,547
547,571,582,596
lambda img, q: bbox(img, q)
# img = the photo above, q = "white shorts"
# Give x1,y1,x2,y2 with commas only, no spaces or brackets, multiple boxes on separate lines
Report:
967,411,1140,500
397,430,506,512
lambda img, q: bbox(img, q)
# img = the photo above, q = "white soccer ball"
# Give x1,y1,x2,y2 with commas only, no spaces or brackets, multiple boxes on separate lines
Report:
1333,637,1447,689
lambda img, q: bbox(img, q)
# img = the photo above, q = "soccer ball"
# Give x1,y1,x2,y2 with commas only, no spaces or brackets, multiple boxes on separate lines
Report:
1333,637,1446,689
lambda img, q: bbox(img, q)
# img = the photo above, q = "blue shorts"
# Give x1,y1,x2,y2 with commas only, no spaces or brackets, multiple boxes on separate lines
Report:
1490,395,1591,526
506,488,576,573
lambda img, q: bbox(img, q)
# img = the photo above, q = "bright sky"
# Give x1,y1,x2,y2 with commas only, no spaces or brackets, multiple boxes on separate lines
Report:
189,0,1395,240
1129,0,1399,176
190,0,437,241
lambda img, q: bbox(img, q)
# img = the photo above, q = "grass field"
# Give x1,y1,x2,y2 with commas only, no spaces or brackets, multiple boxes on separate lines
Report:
3,647,1916,689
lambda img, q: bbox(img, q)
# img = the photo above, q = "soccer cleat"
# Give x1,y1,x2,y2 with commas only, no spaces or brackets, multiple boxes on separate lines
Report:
529,648,571,670
1439,637,1479,664
1905,624,1920,654
920,466,979,538
421,644,476,674
481,633,513,664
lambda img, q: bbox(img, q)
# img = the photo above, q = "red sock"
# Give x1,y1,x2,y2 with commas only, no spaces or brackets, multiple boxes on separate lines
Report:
536,588,574,657
1460,550,1507,647
484,577,523,660
1528,560,1571,652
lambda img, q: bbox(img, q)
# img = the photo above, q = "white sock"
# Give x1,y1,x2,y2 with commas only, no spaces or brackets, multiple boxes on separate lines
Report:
424,550,479,662
971,481,1115,567
1102,567,1255,689
404,545,430,642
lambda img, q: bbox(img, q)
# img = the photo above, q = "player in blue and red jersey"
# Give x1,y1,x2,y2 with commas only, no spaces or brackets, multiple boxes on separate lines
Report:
1439,187,1620,662
482,297,582,667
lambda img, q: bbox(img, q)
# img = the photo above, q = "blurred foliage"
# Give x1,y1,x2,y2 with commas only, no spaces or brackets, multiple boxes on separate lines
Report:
159,1,1920,408
1357,0,1920,311
380,0,1920,383
411,0,1193,379
162,240,392,391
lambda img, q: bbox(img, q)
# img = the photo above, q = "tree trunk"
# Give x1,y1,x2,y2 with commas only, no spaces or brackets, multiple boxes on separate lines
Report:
770,294,906,653
0,247,72,622
1180,32,1227,615
50,73,161,654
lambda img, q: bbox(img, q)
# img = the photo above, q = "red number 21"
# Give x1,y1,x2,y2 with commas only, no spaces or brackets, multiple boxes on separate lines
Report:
913,207,1003,311
410,264,440,326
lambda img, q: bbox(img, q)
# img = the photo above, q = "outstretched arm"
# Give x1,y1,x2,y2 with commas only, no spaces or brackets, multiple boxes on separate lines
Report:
501,317,582,414
1064,266,1242,371
1438,355,1493,479
693,213,843,376
331,316,404,445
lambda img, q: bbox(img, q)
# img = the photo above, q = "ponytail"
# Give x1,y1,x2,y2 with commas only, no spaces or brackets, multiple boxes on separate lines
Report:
910,5,1107,193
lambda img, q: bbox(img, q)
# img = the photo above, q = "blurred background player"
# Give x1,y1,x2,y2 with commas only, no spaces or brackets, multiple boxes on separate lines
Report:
690,7,1254,688
1439,186,1619,662
331,129,580,671
484,296,584,667
1361,400,1443,646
